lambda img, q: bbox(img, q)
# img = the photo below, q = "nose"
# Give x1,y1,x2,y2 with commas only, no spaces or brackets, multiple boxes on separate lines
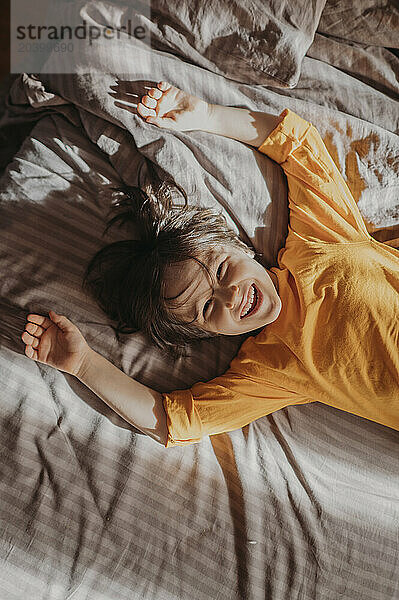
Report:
215,284,240,309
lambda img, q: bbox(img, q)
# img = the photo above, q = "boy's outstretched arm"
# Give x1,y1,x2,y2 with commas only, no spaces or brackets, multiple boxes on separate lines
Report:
115,80,281,147
77,348,167,445
205,103,281,148
21,312,167,445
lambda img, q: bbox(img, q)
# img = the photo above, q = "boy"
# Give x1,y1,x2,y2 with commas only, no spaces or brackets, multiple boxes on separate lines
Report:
21,82,399,447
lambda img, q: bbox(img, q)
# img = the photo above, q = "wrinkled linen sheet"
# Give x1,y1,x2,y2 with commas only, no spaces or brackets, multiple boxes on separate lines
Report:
0,3,399,599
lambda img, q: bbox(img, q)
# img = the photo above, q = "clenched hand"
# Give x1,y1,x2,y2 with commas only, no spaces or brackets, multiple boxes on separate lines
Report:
21,311,91,377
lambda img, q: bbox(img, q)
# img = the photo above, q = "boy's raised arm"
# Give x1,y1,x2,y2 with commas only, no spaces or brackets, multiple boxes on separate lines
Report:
204,104,281,148
76,348,167,445
21,312,168,445
116,80,281,148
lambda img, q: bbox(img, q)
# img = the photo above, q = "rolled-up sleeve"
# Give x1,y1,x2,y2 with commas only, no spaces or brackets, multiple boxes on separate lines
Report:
162,389,203,448
258,109,370,244
162,360,309,448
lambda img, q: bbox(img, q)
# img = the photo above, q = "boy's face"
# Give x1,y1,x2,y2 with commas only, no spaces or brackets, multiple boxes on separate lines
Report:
163,246,282,335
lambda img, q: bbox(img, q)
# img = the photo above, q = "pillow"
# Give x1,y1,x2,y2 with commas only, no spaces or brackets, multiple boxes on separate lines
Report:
146,0,327,88
34,24,289,267
33,0,325,89
317,0,399,48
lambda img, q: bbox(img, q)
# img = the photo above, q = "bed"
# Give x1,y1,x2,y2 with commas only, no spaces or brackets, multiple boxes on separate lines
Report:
1,1,398,598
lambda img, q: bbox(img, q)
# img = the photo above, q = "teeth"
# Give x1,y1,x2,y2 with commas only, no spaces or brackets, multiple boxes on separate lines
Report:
241,285,256,317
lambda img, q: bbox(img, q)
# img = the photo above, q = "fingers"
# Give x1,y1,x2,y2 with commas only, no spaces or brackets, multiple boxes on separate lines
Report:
21,330,40,348
24,344,38,361
157,81,171,91
49,311,72,332
137,82,172,123
21,314,48,354
21,321,41,362
142,82,171,107
27,314,52,329
137,103,156,119
141,94,157,109
147,87,162,100
115,80,173,125
140,81,171,106
21,311,73,362
26,322,46,336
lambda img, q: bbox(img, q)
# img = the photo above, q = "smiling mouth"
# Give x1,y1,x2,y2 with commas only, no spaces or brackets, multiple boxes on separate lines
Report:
240,284,260,318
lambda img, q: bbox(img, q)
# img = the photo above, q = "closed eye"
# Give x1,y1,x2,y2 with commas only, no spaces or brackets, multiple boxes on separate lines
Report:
216,260,225,280
203,299,212,318
203,261,225,319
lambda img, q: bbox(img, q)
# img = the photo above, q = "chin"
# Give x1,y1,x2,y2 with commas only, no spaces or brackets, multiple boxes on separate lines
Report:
269,297,282,323
261,295,282,327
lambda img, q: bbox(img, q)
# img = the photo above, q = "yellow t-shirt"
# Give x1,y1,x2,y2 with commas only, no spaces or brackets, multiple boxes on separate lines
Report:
163,109,399,447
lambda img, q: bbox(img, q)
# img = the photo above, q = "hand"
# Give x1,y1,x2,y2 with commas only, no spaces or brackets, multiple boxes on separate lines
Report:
21,311,92,377
115,80,212,132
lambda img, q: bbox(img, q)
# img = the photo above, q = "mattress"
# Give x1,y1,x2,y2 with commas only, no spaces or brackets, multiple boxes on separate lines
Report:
1,1,398,598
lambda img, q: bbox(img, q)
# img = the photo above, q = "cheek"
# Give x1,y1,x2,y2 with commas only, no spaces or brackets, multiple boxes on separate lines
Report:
210,305,231,330
211,305,225,326
212,306,242,333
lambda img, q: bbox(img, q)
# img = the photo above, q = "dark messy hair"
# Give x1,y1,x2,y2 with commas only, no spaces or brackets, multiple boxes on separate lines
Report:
83,174,254,353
